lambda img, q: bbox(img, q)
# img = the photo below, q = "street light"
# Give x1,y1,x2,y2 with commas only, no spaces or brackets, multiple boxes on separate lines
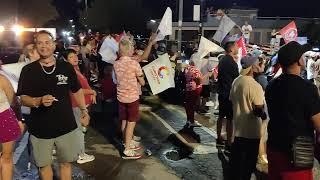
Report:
150,19,156,23
177,0,183,53
0,25,4,33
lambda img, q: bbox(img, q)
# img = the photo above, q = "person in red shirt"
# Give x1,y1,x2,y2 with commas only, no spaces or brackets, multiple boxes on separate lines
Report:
63,49,96,164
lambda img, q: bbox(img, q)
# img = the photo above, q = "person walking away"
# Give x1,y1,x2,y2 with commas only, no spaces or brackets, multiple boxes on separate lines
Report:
63,49,96,164
229,55,267,180
184,60,203,128
113,39,146,159
17,30,90,180
0,74,22,180
216,41,239,153
266,41,320,180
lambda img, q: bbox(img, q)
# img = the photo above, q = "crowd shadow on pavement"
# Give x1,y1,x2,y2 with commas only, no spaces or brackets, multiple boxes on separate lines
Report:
217,149,231,180
90,101,124,155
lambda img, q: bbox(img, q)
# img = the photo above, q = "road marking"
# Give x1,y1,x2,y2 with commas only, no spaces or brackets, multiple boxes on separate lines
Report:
166,104,217,139
149,110,218,154
149,111,194,149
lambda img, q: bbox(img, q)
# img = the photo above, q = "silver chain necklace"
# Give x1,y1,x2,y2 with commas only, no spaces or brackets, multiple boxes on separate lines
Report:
40,61,56,75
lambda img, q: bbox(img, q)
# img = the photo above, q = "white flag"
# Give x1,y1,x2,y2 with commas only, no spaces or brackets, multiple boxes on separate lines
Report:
98,36,119,64
213,15,236,43
198,36,225,59
1,62,27,92
156,7,172,41
142,53,175,95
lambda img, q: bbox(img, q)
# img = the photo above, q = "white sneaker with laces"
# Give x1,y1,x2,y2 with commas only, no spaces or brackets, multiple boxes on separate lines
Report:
122,149,142,160
206,101,215,107
77,153,95,164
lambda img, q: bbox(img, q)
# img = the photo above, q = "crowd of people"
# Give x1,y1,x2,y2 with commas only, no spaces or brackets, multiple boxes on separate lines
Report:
181,38,320,180
0,26,319,180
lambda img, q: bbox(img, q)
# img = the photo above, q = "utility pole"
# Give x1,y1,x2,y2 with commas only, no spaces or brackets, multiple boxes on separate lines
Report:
177,0,183,53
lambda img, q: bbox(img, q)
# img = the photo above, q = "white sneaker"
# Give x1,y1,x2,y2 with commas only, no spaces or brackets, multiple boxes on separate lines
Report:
133,135,141,142
206,101,215,107
122,149,142,160
77,153,95,164
129,140,142,150
189,121,202,127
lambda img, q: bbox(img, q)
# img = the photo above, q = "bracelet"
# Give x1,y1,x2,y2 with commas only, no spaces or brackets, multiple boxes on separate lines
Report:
33,97,39,108
80,108,88,112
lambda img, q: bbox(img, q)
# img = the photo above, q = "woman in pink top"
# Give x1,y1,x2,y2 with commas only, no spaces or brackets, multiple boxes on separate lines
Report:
63,49,96,164
184,59,213,128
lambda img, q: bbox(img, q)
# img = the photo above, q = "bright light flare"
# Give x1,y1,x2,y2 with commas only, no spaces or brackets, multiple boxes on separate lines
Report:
12,25,24,35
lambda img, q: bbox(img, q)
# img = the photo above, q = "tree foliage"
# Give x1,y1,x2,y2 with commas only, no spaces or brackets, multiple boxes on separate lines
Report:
51,0,94,22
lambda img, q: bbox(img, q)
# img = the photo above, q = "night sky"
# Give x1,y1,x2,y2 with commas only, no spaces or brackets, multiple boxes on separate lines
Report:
1,0,320,32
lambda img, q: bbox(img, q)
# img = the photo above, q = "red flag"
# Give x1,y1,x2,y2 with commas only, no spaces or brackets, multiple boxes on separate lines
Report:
237,36,247,56
279,21,298,44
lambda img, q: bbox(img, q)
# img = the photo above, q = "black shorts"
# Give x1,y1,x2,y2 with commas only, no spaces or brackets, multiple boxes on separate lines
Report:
201,85,210,98
218,95,233,120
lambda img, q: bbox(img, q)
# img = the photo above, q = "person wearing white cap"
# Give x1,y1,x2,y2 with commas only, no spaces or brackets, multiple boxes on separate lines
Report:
229,55,267,180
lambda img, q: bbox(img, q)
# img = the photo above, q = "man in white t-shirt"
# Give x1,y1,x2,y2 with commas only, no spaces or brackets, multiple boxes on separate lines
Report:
306,51,318,84
199,56,214,113
229,55,267,180
241,21,253,45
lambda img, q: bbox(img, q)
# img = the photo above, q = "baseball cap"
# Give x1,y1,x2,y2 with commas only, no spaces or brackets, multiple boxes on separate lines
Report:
240,55,259,75
278,41,310,67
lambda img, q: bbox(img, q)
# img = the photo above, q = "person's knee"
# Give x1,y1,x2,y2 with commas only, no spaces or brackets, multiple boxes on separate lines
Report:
60,162,71,169
1,152,13,164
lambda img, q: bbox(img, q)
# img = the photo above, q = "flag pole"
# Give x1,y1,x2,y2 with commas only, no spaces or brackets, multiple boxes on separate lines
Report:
177,0,183,53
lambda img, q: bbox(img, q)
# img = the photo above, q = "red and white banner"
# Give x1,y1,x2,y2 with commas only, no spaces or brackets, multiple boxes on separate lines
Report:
279,21,298,44
237,36,247,57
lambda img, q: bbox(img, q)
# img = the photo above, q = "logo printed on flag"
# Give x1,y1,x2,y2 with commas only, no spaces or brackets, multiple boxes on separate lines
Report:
156,7,172,41
143,53,175,95
158,66,170,79
279,21,298,44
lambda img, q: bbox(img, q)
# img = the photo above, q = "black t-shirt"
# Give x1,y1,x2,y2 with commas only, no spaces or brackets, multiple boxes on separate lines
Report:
17,60,81,139
217,55,239,98
265,74,320,152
